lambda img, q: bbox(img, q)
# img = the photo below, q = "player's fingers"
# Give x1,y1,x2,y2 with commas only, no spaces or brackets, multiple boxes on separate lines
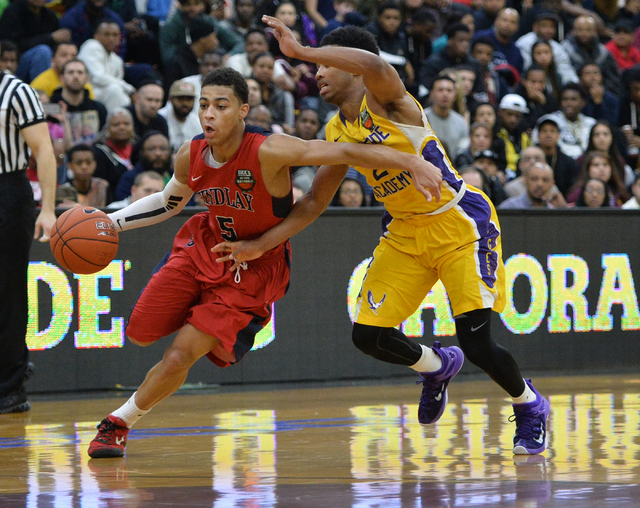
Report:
431,185,442,203
215,254,232,264
33,225,42,241
211,242,233,253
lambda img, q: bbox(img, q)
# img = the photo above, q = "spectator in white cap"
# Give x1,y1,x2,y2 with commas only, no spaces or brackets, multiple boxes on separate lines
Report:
159,79,203,153
496,93,532,175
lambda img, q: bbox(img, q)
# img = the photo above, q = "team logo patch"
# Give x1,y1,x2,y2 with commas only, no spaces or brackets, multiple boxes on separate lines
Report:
360,109,375,131
236,169,255,191
367,290,386,315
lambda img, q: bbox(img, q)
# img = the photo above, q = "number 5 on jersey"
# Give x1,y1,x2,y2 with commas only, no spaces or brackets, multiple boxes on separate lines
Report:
216,216,238,242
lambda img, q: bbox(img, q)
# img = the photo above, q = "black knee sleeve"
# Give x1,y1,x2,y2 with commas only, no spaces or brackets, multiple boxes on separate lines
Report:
455,308,525,397
352,323,423,366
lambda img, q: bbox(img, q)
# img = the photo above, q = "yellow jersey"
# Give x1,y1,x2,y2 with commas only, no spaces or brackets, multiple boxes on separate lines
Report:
324,93,466,219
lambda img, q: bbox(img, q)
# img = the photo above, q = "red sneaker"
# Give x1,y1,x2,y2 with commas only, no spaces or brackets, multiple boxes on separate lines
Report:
88,415,129,458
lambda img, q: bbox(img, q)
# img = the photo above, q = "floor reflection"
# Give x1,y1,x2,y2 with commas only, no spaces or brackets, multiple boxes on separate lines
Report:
0,375,639,506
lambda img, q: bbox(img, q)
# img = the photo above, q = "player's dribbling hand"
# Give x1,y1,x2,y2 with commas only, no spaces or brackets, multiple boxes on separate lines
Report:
410,157,442,203
262,16,301,58
212,240,265,271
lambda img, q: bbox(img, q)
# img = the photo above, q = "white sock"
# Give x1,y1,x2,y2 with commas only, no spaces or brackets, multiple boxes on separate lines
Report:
512,381,536,405
410,344,443,373
111,392,150,428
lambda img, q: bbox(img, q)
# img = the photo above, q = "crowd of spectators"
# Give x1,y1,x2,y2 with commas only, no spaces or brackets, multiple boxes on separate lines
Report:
4,0,640,209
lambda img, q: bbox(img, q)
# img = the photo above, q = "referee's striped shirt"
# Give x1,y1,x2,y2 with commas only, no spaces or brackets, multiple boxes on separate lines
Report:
0,71,46,175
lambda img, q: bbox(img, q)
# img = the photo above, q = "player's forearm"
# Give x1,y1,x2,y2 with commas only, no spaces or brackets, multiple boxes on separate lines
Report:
342,143,417,172
108,176,192,231
294,44,387,78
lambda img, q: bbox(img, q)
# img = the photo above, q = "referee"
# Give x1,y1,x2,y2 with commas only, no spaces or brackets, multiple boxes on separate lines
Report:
0,67,57,413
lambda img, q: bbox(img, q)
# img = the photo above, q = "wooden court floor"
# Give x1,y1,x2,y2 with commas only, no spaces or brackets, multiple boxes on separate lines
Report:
1,374,640,507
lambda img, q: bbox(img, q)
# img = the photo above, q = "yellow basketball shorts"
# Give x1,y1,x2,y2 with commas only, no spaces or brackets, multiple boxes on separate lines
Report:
354,188,506,327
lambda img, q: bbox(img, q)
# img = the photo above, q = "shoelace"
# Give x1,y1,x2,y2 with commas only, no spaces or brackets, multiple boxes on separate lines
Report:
94,418,118,445
416,376,445,405
509,410,542,439
234,262,248,283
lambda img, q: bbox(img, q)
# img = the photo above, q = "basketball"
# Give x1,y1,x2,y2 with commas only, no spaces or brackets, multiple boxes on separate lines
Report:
50,206,119,274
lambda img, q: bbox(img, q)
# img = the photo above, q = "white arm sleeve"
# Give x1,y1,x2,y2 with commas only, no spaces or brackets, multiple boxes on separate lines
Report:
108,175,194,232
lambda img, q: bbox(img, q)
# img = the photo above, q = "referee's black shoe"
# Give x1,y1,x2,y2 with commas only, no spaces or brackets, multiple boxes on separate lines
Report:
0,385,30,414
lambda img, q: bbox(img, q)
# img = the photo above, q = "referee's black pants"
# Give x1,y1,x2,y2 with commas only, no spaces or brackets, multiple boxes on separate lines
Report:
0,171,35,397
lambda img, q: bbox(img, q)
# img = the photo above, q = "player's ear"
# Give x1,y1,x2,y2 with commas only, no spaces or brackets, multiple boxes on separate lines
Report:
239,103,250,120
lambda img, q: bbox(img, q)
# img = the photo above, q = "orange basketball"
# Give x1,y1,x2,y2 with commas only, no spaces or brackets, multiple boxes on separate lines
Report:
50,206,119,274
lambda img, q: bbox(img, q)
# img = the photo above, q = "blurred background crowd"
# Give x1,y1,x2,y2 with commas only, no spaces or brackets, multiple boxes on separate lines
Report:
6,0,640,210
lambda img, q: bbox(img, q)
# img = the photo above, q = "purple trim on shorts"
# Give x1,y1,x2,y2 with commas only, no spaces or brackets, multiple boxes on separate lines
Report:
421,140,463,193
381,211,393,234
457,191,500,289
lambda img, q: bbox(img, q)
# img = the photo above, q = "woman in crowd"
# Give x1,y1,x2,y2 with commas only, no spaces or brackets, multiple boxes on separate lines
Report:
567,152,630,207
573,178,610,208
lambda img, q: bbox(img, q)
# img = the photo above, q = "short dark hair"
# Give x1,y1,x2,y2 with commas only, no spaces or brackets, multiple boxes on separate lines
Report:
67,143,94,160
201,67,249,104
578,61,600,77
561,82,588,101
245,28,266,41
524,64,545,78
471,36,494,51
0,40,18,56
377,0,400,16
320,26,380,55
53,41,77,56
432,74,457,88
446,22,470,40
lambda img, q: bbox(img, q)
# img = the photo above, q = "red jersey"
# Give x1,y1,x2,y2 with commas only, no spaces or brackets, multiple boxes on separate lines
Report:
186,126,293,260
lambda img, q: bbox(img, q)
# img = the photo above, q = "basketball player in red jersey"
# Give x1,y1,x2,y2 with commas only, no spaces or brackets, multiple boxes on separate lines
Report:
87,68,442,458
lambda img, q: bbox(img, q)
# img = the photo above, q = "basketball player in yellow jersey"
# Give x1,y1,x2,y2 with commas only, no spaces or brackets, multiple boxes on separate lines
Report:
214,17,550,455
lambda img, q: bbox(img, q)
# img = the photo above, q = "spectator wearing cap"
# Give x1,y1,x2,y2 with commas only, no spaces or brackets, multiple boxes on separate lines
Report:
561,15,622,96
515,10,577,85
472,149,508,205
533,115,578,196
159,80,202,153
159,0,243,70
531,83,596,160
473,8,524,76
419,23,483,98
78,21,135,112
126,79,169,139
499,161,566,209
164,17,219,90
496,93,532,174
425,75,470,160
605,20,640,72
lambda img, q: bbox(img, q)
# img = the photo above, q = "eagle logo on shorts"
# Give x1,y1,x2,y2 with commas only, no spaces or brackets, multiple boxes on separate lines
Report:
236,169,255,191
367,290,386,315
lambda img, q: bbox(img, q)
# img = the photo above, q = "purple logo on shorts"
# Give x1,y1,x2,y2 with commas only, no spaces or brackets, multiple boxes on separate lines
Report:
367,290,386,315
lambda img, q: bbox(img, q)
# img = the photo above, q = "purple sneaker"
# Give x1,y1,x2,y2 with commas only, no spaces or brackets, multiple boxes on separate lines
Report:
510,379,550,455
416,341,464,425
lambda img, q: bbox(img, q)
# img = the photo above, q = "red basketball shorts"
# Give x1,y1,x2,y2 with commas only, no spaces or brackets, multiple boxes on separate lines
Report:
126,216,291,367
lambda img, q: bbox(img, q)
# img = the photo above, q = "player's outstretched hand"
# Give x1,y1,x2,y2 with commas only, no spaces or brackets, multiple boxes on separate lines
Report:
212,240,265,271
262,16,302,58
410,157,442,203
